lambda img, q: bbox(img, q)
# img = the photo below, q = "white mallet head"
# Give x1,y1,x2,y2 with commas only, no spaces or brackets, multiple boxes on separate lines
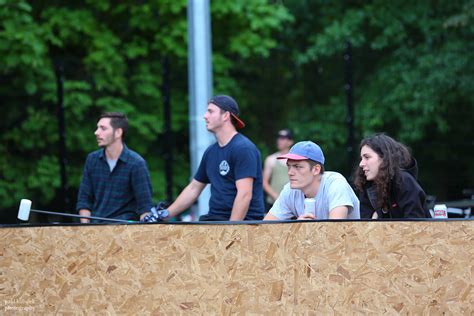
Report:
18,199,32,221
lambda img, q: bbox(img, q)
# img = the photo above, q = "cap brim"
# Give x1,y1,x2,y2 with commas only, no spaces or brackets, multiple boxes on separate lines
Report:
231,113,245,129
277,153,308,160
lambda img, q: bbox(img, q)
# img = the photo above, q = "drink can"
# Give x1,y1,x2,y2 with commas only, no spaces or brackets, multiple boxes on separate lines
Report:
304,198,316,216
433,204,448,219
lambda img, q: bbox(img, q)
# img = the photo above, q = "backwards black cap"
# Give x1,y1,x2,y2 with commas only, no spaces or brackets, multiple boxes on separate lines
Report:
208,95,245,129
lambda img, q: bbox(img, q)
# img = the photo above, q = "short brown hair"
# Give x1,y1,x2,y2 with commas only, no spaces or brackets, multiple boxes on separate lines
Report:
219,108,238,128
98,112,128,139
307,160,325,174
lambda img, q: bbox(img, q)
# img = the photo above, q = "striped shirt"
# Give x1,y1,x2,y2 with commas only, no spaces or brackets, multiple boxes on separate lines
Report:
76,145,153,222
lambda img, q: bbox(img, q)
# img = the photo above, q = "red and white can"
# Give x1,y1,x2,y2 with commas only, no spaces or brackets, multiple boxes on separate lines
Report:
433,204,448,219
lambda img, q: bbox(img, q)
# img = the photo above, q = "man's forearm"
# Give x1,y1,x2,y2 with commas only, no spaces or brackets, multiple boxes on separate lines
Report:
263,212,280,220
140,186,198,221
167,192,195,218
167,181,205,218
79,209,91,223
328,206,349,219
230,191,252,221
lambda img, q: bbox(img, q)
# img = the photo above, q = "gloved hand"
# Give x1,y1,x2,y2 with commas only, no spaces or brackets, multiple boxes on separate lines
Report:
141,201,170,223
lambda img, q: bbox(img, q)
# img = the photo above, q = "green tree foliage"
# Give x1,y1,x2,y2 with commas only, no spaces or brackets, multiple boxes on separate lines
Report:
0,0,290,219
1,0,472,222
243,0,473,199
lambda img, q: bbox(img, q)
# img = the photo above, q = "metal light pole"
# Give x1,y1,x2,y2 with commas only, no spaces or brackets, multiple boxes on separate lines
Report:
188,0,213,218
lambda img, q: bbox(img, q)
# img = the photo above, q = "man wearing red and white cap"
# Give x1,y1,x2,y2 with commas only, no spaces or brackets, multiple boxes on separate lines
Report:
264,141,360,220
164,95,265,221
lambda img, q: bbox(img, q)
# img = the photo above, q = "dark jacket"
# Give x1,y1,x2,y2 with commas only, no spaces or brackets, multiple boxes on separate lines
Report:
359,160,431,219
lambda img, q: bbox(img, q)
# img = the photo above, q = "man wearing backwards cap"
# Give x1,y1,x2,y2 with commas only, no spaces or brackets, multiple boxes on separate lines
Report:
264,141,360,220
163,95,265,221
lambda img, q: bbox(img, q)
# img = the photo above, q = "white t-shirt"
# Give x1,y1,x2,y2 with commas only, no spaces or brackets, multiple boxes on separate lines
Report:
106,158,118,172
269,171,360,219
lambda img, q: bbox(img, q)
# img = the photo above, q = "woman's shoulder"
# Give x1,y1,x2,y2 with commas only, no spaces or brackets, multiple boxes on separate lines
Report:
399,169,420,186
396,169,426,198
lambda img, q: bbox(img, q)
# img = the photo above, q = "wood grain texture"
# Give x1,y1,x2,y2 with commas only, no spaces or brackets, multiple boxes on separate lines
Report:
1,221,472,314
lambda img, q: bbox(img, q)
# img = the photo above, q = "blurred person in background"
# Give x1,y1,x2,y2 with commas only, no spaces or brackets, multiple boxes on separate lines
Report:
263,129,294,209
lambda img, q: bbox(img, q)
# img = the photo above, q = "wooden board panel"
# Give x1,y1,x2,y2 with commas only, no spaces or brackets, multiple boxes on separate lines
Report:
1,221,473,314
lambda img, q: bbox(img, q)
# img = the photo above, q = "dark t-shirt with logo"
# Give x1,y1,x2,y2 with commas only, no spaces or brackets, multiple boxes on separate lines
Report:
194,133,265,220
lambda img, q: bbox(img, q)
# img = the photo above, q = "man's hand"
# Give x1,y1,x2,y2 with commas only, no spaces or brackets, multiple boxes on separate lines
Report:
269,191,279,202
79,209,91,223
141,202,171,223
297,213,316,220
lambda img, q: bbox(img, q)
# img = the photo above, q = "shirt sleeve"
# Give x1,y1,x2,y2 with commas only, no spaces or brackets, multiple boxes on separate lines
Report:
193,149,210,183
268,184,297,220
233,145,259,180
327,179,355,214
76,155,94,212
131,160,154,215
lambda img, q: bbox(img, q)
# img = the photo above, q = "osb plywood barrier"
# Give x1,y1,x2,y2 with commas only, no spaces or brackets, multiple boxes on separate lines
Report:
0,221,473,314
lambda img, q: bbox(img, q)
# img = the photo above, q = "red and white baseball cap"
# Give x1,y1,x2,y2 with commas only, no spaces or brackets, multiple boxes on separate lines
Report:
278,141,325,165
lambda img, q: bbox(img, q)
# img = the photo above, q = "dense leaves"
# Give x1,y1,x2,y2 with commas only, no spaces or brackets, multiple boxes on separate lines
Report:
241,0,473,198
0,0,472,222
0,0,291,220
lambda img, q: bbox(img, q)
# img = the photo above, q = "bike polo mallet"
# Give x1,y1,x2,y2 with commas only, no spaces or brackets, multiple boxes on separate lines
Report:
17,199,138,223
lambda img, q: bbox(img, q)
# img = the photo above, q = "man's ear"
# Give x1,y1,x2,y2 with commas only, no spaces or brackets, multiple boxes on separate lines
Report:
312,164,321,175
114,128,123,139
222,111,231,122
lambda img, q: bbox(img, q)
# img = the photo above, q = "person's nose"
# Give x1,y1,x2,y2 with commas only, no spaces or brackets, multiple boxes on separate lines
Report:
94,129,100,136
287,166,294,176
359,159,365,168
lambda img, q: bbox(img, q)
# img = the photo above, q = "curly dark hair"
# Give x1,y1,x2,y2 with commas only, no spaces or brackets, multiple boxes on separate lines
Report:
353,133,412,211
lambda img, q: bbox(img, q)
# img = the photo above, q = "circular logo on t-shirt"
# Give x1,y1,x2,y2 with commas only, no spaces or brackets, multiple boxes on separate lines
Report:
219,160,230,176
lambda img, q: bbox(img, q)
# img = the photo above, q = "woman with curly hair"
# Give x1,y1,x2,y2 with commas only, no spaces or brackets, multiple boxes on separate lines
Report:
353,133,431,219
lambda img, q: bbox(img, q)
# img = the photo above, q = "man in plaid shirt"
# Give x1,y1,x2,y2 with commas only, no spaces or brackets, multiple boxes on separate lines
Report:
76,112,153,223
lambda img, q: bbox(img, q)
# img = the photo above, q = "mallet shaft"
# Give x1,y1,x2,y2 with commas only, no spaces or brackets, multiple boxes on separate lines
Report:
31,209,138,223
